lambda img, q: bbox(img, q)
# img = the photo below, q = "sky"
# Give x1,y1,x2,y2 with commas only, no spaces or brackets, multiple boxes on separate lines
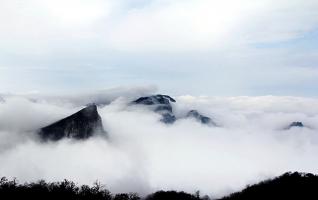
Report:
0,0,318,96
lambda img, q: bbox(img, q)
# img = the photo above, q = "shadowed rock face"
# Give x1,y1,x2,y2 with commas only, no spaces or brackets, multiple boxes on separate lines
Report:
161,113,176,124
133,95,176,124
186,110,216,126
38,104,106,141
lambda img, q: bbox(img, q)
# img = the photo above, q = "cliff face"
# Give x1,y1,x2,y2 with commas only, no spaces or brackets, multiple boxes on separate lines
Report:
38,104,106,141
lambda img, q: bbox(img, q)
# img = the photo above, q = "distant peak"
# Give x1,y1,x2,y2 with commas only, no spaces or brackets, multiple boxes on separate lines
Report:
133,94,176,105
284,121,307,130
288,121,304,128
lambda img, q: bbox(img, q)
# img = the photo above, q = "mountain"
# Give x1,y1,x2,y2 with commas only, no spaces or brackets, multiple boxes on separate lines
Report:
133,95,177,124
38,104,106,141
132,94,216,126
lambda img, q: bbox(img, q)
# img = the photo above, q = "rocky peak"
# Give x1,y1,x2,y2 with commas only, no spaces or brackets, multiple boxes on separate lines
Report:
38,104,106,141
133,94,176,124
133,94,176,105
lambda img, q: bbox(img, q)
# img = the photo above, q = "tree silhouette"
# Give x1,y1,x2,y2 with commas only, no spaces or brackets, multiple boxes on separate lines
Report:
1,172,318,200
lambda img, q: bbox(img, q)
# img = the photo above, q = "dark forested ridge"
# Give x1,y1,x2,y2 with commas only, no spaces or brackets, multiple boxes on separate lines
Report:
0,172,318,200
219,172,318,200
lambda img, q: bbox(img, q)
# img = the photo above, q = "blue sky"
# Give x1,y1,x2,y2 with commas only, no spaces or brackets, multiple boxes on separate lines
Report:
0,0,318,96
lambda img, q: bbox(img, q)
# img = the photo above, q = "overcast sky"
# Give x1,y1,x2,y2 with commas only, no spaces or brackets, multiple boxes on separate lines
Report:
0,0,318,96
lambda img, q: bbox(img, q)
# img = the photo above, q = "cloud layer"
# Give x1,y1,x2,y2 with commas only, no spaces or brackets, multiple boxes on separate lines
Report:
0,90,318,198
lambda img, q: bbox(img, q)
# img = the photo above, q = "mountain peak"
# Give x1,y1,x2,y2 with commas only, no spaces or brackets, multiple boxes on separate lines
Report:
38,104,106,141
133,94,176,105
133,94,176,124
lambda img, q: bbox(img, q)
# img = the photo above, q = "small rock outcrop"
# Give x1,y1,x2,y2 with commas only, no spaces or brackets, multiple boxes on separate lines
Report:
286,121,304,129
133,95,176,124
38,104,106,141
186,110,216,126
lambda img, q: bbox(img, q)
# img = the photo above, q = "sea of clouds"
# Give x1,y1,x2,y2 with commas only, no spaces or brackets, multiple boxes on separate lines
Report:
0,87,318,198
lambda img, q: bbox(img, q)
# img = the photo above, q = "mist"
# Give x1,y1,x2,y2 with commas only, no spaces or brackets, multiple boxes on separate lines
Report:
0,89,318,198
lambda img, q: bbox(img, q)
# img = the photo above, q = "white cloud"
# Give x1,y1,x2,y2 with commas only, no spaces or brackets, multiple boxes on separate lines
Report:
1,0,317,52
105,0,259,51
104,0,318,51
242,0,318,43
